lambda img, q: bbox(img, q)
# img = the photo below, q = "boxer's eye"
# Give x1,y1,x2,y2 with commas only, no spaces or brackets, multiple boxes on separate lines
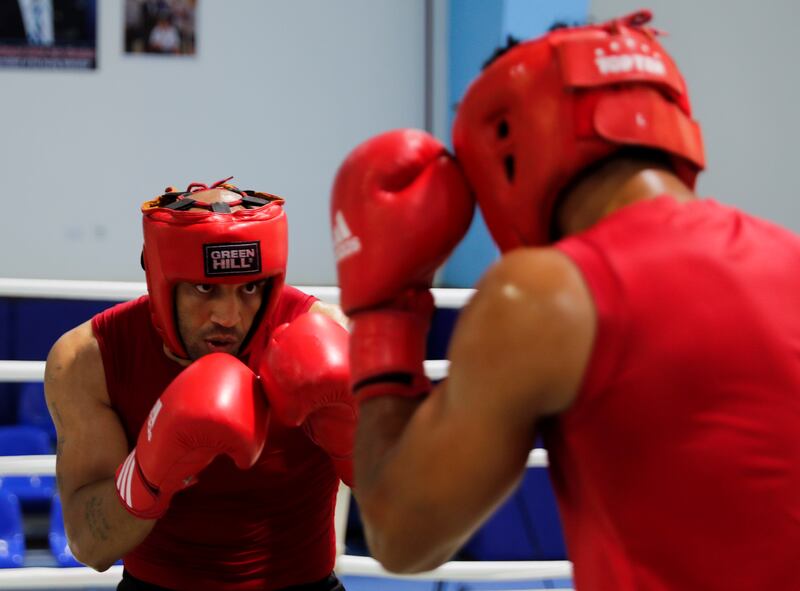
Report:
195,284,213,294
242,282,260,296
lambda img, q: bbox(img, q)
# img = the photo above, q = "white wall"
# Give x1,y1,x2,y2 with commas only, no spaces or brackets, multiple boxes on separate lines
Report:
0,0,427,283
590,1,800,231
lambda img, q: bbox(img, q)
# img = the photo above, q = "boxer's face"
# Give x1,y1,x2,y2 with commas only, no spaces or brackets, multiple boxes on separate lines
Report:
175,280,267,360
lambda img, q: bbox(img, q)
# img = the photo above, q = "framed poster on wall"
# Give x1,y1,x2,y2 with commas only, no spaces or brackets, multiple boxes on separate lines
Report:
124,0,196,56
0,0,97,69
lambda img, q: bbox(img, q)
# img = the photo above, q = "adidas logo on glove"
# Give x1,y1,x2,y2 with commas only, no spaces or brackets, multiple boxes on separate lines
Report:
147,399,163,442
332,211,362,262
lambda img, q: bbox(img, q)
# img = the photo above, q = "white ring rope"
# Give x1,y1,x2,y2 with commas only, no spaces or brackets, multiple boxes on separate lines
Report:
0,278,474,309
0,455,56,476
0,360,452,383
0,450,548,477
0,565,123,589
0,558,573,588
338,555,572,580
0,279,566,587
0,360,45,382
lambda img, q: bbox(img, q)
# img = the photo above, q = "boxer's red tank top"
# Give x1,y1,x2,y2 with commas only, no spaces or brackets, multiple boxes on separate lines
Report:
91,286,338,591
549,196,800,590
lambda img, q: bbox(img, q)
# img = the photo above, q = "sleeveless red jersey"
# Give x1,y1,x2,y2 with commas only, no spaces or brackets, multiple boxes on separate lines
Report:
549,196,800,590
92,286,340,591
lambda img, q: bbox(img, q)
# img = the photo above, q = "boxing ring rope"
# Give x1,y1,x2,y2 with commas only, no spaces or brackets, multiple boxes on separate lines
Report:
0,359,451,384
0,452,550,478
0,278,570,589
0,560,574,589
0,278,476,309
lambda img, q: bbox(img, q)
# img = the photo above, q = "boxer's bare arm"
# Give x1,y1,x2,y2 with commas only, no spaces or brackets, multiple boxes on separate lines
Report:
310,300,351,330
355,248,596,573
45,321,156,571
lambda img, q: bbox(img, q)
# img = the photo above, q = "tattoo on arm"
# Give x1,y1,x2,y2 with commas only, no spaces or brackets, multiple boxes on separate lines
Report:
44,362,63,386
50,400,66,486
53,406,63,430
46,398,64,429
85,496,112,542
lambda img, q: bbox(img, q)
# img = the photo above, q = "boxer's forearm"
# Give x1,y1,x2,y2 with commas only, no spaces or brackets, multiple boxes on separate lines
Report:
355,378,529,574
355,394,462,573
354,396,420,495
63,478,156,571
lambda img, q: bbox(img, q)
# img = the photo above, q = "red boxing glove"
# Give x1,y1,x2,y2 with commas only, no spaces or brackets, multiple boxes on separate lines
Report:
331,129,474,402
115,353,269,519
259,313,356,486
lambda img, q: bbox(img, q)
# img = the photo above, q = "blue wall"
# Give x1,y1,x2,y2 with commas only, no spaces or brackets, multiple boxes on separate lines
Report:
442,0,589,287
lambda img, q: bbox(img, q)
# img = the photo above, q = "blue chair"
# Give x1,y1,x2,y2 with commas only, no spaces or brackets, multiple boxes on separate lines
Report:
0,489,25,568
17,382,57,444
0,425,56,511
49,494,81,567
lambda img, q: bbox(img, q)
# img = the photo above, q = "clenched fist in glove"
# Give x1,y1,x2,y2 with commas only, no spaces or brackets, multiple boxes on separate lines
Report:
259,312,356,486
331,129,474,402
115,353,268,519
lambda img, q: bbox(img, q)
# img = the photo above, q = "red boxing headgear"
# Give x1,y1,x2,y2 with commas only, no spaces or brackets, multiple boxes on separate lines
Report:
452,10,706,251
141,178,288,359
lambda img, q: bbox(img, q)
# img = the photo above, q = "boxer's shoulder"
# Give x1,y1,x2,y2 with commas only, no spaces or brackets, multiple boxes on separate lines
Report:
46,320,110,408
450,247,595,415
308,300,350,330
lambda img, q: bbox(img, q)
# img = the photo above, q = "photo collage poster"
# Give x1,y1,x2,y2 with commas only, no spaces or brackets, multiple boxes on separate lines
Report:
0,0,97,69
0,0,198,70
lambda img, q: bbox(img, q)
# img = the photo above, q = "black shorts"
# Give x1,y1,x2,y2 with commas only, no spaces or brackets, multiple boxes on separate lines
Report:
117,569,345,591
